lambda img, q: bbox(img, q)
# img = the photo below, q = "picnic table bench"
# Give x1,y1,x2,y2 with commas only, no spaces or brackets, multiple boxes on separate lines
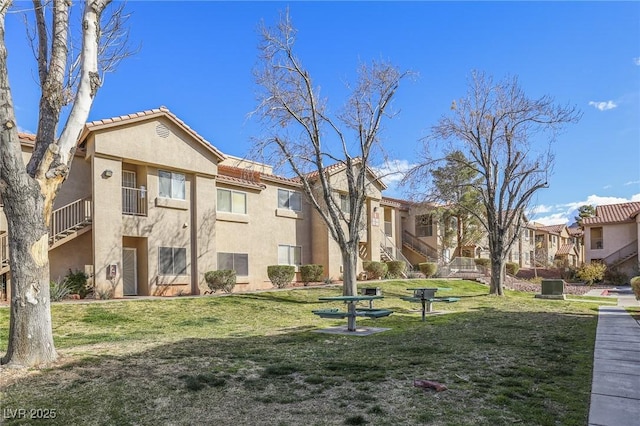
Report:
313,295,392,331
402,288,460,321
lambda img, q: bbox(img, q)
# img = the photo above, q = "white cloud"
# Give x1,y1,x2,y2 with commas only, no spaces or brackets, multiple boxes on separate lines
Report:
588,100,617,111
373,159,416,186
529,193,640,226
624,180,640,186
634,57,640,66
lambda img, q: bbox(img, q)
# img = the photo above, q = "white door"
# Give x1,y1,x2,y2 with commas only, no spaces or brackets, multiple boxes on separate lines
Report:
123,248,137,296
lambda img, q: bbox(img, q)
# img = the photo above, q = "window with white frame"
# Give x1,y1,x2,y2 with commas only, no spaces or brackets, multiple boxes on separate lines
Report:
218,252,249,276
158,170,185,200
278,245,301,266
217,188,247,214
339,194,350,212
278,189,302,211
159,247,187,275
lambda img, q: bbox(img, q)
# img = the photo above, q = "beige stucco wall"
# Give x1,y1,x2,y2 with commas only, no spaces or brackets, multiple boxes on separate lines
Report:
585,222,637,262
215,181,313,292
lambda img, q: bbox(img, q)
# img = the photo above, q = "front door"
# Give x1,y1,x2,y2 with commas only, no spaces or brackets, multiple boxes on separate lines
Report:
123,248,137,296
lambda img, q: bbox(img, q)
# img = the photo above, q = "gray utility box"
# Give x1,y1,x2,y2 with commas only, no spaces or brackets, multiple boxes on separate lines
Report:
361,287,381,296
535,279,566,300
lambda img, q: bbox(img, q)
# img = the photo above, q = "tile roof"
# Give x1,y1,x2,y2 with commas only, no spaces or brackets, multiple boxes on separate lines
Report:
81,106,225,161
555,243,575,256
582,202,640,225
535,224,565,235
17,132,36,143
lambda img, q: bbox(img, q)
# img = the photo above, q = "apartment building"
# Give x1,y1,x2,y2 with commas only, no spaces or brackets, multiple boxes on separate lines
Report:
582,202,640,277
1,107,396,300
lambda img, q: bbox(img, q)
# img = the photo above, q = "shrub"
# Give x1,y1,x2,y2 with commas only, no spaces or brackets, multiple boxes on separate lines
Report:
604,267,627,285
50,280,72,302
363,261,388,280
300,264,324,285
505,262,519,276
576,262,607,285
418,262,437,278
385,261,406,279
474,258,491,268
64,269,90,298
267,265,295,288
630,276,640,299
205,270,236,293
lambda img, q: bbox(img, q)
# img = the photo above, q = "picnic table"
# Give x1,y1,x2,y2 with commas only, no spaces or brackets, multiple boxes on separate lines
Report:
402,287,459,321
313,295,392,332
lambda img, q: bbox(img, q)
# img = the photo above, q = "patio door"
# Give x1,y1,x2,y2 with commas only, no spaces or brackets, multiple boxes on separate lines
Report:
123,248,137,296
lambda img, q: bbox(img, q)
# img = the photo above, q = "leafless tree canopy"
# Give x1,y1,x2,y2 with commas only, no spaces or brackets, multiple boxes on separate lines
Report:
252,9,409,295
409,71,580,295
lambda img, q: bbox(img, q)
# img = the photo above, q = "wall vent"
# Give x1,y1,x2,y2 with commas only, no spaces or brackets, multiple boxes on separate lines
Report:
156,123,170,138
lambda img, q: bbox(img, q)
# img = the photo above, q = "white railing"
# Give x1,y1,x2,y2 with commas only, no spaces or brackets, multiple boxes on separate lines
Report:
380,229,412,273
50,197,92,242
122,187,147,216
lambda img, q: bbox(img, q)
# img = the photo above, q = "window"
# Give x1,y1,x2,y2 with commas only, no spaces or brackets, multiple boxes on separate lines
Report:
339,194,350,212
416,214,433,237
278,245,301,266
158,170,185,200
217,189,247,214
218,252,249,276
159,247,187,275
278,189,302,211
591,227,603,250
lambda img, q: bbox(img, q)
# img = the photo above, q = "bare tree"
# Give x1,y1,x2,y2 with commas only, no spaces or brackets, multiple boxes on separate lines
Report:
0,0,129,367
410,71,580,295
252,10,409,296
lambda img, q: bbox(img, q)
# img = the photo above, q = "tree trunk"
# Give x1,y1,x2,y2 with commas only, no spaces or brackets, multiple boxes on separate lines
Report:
1,182,57,367
489,253,504,296
341,246,358,296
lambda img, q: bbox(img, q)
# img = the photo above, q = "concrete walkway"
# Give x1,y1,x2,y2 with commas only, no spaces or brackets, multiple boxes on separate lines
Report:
588,289,640,426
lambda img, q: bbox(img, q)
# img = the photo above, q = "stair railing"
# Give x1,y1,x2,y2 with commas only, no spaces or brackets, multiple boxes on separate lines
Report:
49,197,92,243
380,229,412,273
603,240,638,266
402,230,438,262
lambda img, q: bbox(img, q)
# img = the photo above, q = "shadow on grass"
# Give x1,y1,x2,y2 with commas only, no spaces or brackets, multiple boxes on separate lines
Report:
1,309,597,426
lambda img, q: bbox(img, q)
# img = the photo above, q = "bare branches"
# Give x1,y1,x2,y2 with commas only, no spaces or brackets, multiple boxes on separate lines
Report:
411,70,580,295
252,9,408,295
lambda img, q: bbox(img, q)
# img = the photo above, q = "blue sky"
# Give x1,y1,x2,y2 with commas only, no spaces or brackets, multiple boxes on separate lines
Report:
6,1,640,225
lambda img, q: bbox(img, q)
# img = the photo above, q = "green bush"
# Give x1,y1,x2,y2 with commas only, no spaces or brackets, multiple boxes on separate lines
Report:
50,280,72,302
64,269,91,298
576,262,607,285
418,262,437,278
474,258,491,268
505,262,519,276
205,270,236,293
385,261,406,279
267,265,295,288
630,276,640,299
363,261,388,280
300,264,324,285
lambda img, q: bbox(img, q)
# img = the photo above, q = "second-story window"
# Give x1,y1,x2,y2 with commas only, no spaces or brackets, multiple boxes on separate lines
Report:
416,214,433,237
278,189,301,211
339,194,350,212
159,170,185,200
217,189,247,214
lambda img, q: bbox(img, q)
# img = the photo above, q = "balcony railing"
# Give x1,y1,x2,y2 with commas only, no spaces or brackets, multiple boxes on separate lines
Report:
122,187,147,216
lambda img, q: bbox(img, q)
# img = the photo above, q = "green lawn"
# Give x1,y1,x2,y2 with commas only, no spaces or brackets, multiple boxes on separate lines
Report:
0,280,600,425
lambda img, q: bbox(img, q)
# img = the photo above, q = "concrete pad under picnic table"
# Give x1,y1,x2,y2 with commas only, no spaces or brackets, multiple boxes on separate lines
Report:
312,326,391,336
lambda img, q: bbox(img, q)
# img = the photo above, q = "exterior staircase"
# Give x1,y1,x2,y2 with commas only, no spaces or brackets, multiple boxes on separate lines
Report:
0,197,93,274
48,197,93,249
402,230,438,263
379,229,411,277
604,240,638,269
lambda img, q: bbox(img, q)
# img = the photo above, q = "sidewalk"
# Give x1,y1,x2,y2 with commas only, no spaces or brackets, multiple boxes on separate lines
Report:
588,291,640,426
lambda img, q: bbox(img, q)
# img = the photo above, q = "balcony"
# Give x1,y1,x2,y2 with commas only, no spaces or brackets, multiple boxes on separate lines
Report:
122,187,147,216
